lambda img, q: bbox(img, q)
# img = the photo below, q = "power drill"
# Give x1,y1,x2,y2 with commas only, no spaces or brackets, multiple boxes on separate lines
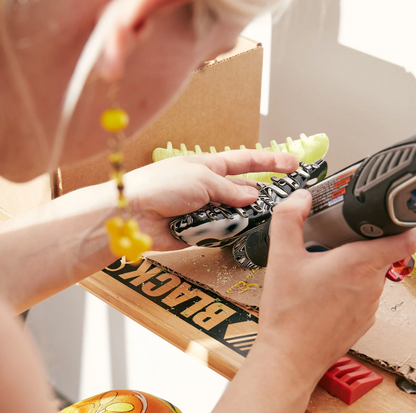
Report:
170,135,416,282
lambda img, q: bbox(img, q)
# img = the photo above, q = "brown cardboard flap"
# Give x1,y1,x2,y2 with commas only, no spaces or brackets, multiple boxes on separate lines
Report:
352,278,416,383
145,247,416,385
145,247,264,310
198,35,261,70
57,36,263,195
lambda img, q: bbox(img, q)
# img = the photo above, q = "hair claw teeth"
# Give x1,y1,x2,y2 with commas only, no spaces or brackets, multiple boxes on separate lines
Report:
153,133,329,183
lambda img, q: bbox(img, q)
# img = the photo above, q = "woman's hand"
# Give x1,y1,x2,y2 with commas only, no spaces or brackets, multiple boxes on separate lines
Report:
256,189,416,405
124,150,299,250
215,189,416,413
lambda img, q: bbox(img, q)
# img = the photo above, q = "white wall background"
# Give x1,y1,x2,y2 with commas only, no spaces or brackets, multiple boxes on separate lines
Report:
26,0,416,411
259,0,416,175
26,287,229,412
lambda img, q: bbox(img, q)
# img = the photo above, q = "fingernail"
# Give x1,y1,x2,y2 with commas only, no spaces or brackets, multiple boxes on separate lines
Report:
244,186,259,196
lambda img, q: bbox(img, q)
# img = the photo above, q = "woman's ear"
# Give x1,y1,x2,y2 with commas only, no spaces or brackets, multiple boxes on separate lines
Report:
99,0,190,81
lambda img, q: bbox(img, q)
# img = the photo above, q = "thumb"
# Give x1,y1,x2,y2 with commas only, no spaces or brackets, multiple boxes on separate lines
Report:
341,227,416,272
269,189,312,255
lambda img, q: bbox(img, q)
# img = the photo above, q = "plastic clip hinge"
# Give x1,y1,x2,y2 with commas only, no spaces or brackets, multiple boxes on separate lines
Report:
318,356,383,405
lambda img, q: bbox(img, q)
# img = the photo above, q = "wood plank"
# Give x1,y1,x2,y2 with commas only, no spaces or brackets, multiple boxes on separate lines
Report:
79,260,250,380
79,258,416,412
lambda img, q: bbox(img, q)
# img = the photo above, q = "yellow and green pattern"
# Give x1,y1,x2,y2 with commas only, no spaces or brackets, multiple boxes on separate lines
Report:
61,390,182,413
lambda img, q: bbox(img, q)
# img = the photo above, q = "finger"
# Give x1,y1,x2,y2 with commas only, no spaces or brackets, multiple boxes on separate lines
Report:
197,150,299,177
203,173,260,206
225,175,259,188
339,227,416,271
269,190,312,255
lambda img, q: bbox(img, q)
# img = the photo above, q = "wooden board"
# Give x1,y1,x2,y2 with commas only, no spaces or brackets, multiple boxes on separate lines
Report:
79,258,416,412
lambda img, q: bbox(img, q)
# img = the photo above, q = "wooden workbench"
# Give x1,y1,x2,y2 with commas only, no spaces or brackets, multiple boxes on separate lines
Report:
79,258,416,412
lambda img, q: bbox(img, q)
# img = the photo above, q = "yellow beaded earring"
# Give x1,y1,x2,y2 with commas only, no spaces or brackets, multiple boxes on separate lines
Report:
101,108,152,262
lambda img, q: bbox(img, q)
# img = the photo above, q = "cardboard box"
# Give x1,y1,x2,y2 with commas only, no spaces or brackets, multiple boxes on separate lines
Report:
55,36,263,195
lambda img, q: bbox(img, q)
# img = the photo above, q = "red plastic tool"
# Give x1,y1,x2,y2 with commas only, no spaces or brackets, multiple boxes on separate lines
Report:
318,356,383,405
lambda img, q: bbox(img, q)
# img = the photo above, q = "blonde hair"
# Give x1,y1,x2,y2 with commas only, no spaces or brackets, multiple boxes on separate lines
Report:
204,0,293,25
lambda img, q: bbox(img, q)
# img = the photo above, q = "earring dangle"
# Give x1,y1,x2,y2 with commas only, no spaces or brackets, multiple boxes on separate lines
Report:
101,108,152,262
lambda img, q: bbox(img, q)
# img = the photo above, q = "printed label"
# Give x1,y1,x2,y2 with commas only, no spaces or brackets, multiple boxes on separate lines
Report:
332,187,346,199
328,196,344,207
309,163,360,215
103,259,258,357
334,176,351,189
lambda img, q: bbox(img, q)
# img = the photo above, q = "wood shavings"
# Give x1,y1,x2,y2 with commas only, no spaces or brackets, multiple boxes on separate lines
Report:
397,354,413,369
391,301,404,311
105,256,138,272
227,269,259,294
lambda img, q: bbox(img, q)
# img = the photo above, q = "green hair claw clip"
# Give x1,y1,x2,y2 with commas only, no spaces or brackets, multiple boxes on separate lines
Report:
152,133,329,183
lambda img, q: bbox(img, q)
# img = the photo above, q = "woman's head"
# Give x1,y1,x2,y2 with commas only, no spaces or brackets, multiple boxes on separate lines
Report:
0,0,291,182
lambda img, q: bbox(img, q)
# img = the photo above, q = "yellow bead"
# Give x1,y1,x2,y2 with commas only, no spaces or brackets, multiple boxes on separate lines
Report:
109,152,123,164
125,234,152,262
125,250,142,263
101,109,130,132
110,237,131,257
105,216,152,261
111,171,124,186
105,216,123,235
123,219,139,235
117,194,129,208
119,236,132,250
